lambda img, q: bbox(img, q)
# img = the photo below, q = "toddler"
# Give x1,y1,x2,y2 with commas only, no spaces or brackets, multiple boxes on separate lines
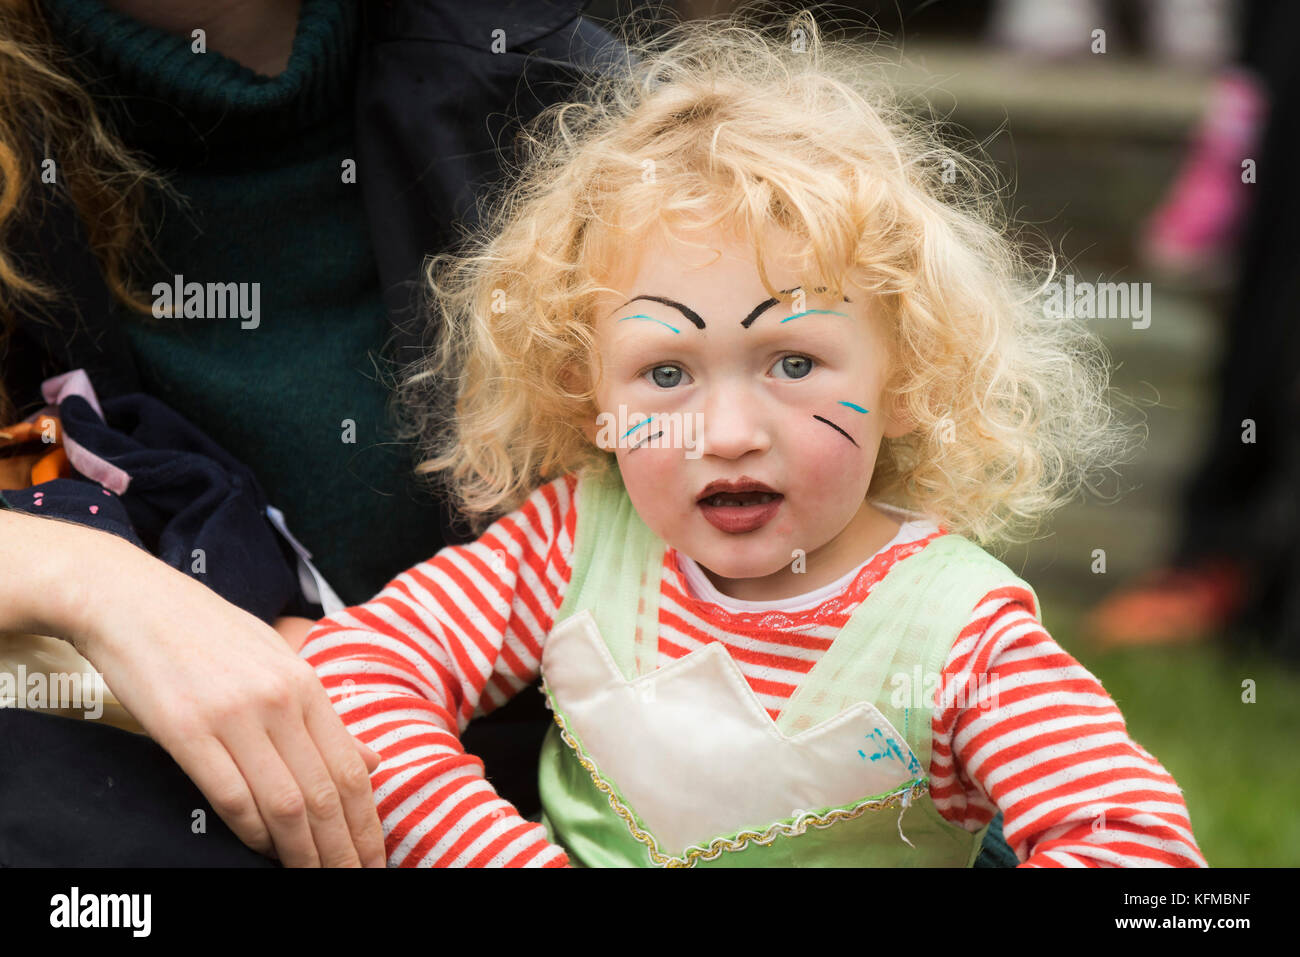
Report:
302,10,1205,867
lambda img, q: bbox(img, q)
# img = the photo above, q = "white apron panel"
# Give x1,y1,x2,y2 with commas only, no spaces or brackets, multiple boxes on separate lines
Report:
541,608,920,856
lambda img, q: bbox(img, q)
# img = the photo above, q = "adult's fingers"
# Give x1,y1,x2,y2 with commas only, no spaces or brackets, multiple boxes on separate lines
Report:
303,691,387,868
170,733,274,858
221,719,322,867
266,713,366,868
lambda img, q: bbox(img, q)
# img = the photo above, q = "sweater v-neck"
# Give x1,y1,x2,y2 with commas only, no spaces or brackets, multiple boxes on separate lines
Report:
40,0,357,162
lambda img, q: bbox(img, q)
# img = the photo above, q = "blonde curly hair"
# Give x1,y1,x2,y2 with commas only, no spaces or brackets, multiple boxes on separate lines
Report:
0,0,168,422
400,4,1138,547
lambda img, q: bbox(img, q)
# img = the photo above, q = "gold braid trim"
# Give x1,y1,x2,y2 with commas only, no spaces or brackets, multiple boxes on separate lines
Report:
546,701,930,868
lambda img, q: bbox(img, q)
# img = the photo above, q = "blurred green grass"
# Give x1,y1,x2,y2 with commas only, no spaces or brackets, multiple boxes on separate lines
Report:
1044,598,1300,867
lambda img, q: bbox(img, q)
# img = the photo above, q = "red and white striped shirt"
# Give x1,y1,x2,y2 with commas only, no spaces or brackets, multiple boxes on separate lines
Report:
301,472,1206,868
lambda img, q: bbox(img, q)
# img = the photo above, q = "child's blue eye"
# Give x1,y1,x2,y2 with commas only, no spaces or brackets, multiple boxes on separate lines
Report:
772,355,814,380
647,365,689,388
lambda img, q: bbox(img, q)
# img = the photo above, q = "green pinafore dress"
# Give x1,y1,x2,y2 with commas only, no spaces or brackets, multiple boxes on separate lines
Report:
537,465,1041,867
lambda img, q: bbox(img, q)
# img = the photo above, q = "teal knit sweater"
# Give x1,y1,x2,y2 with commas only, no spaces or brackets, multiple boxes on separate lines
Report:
41,0,449,606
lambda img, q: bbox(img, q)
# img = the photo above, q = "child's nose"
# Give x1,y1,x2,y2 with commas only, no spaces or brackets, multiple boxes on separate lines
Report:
695,387,772,459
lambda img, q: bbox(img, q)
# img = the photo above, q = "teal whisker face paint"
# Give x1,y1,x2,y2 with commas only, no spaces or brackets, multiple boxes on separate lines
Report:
838,400,869,414
622,417,651,439
618,314,681,333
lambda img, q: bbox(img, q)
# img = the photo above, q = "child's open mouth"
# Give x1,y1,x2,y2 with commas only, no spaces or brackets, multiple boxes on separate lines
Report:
697,491,784,533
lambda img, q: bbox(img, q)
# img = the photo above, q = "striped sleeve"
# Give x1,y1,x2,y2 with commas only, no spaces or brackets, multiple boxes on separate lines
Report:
300,473,579,867
928,587,1207,867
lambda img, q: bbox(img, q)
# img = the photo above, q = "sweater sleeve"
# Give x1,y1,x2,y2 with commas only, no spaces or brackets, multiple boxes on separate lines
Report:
928,586,1207,867
300,473,579,867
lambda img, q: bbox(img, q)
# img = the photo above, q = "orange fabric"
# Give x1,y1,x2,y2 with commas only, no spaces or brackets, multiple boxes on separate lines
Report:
0,414,61,447
0,413,70,490
30,446,71,485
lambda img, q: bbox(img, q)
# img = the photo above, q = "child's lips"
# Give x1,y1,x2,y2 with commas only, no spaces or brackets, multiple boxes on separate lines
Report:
698,495,783,533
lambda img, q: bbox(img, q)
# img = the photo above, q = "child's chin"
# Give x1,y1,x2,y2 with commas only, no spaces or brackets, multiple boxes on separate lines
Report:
690,549,788,584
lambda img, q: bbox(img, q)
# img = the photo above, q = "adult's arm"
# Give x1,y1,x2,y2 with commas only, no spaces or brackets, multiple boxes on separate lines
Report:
0,507,386,867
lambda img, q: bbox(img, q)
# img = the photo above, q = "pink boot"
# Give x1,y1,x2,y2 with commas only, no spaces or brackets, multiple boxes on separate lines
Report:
1140,69,1268,282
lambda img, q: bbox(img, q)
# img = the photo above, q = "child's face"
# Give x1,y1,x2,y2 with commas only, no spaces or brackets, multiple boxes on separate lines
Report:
587,224,913,600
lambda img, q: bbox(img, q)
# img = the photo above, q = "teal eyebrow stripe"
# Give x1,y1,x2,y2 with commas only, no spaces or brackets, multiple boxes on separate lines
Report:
779,309,851,323
618,314,681,334
839,401,870,414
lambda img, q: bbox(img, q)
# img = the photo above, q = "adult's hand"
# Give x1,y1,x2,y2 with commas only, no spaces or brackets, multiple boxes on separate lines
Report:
2,509,387,867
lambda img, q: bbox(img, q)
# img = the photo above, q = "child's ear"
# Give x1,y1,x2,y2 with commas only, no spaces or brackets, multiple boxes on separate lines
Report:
581,412,600,447
560,361,605,448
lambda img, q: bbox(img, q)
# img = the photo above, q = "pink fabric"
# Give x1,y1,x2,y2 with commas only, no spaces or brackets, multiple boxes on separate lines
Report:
40,369,106,420
34,369,132,495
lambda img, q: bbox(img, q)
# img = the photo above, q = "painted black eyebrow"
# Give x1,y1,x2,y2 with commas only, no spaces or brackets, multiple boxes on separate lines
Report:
616,295,702,328
743,286,852,327
618,286,852,330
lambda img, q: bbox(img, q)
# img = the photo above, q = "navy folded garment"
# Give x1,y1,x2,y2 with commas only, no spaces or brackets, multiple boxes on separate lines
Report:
1,391,306,623
0,708,279,867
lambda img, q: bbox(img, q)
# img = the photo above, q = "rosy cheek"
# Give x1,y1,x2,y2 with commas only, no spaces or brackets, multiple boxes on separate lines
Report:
788,413,875,499
618,452,686,537
803,410,864,459
617,446,681,493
